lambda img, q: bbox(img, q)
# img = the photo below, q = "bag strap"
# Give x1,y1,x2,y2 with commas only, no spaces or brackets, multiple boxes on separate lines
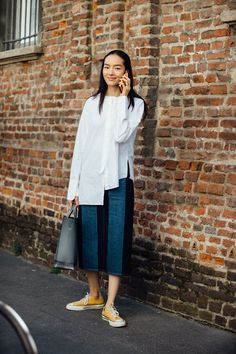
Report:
67,204,79,218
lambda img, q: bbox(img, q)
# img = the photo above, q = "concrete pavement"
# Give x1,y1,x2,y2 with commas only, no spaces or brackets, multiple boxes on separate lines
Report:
0,249,235,354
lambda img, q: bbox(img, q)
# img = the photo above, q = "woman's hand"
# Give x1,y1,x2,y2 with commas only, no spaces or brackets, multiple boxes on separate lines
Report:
119,72,130,96
68,197,79,208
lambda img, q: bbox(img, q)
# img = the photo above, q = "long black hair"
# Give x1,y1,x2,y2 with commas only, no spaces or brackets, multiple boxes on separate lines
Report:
93,50,147,118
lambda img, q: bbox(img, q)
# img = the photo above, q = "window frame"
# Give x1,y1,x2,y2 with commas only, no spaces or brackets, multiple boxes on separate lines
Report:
0,0,43,66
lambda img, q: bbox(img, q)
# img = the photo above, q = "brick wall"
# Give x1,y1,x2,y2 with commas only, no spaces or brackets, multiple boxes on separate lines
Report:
0,0,235,331
229,0,236,9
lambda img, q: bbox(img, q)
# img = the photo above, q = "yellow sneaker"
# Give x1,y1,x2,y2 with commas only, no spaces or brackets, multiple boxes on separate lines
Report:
102,304,126,327
66,293,104,311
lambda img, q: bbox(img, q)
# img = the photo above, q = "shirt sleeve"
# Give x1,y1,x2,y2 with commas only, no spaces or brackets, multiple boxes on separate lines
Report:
114,96,144,143
67,102,88,200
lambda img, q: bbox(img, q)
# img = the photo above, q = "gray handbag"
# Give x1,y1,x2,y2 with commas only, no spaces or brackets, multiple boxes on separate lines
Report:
54,205,79,270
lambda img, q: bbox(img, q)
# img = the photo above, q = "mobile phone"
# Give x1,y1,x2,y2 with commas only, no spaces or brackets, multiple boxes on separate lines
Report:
119,71,128,92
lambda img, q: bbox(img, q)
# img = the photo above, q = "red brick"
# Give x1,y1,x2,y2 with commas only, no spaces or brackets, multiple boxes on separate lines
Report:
171,46,183,54
196,234,205,242
162,15,178,24
223,210,236,219
211,41,224,50
196,98,224,106
192,75,205,83
186,86,210,95
180,13,191,21
221,120,236,129
211,173,226,184
186,172,199,182
199,253,213,263
162,26,173,34
208,184,224,196
227,174,236,185
165,160,178,170
206,246,217,254
190,162,203,171
184,44,194,53
194,207,206,216
201,29,230,39
194,183,208,194
178,55,190,63
195,43,210,51
209,85,227,95
207,51,229,60
223,239,235,247
226,97,236,105
219,132,236,141
208,62,226,71
209,237,221,244
169,107,182,117
179,160,190,170
156,128,172,137
214,220,226,228
160,35,178,44
175,171,184,180
214,257,225,266
208,208,222,218
206,74,217,83
186,64,196,74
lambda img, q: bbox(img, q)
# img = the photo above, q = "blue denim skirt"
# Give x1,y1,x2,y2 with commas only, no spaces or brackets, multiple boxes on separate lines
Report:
78,178,134,276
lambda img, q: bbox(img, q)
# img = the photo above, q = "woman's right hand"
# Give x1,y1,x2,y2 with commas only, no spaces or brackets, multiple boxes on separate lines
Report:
68,197,79,208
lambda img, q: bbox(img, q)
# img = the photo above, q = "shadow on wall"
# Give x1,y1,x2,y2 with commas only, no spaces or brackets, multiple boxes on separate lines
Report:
0,203,58,266
121,235,236,332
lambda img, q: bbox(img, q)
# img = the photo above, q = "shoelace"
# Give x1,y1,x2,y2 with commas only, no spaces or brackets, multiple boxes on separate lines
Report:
82,293,90,305
109,303,120,317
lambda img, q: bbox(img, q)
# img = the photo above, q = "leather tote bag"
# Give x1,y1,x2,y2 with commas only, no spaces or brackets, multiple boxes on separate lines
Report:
54,205,79,270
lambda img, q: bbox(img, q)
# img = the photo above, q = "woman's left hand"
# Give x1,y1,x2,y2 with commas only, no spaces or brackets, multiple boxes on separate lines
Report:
119,72,130,96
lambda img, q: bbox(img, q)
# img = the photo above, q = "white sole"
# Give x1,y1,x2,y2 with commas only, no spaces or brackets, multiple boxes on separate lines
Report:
102,316,126,328
66,304,104,311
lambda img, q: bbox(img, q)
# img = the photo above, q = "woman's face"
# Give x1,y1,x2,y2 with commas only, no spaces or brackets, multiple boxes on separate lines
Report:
102,54,126,87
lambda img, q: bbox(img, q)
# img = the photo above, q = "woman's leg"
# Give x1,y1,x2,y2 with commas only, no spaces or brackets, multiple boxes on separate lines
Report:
105,274,121,307
102,275,126,327
66,271,104,310
86,271,102,298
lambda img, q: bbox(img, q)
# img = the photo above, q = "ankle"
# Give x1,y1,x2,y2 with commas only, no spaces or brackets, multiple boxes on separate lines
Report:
89,291,102,299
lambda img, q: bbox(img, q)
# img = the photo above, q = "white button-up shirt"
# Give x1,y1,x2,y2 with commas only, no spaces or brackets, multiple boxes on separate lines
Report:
67,94,144,205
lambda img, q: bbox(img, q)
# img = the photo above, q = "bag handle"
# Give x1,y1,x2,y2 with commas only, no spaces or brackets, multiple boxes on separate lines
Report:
67,204,79,219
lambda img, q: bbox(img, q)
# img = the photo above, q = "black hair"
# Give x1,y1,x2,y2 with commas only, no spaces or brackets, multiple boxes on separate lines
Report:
92,49,147,118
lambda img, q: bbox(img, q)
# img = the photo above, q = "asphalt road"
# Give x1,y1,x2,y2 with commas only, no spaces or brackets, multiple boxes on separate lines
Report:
0,249,235,354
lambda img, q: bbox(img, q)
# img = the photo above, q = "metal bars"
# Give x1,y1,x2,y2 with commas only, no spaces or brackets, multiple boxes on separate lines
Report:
2,0,40,51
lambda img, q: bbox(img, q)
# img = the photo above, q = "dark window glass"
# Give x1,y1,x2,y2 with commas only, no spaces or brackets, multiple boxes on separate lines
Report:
0,0,41,51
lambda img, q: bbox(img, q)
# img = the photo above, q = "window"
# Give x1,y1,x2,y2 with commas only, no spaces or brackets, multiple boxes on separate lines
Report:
0,0,41,52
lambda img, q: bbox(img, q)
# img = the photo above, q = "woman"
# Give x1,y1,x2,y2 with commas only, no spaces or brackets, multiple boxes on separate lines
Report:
66,50,147,328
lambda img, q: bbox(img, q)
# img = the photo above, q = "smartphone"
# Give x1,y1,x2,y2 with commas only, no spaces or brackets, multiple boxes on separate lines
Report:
119,71,128,92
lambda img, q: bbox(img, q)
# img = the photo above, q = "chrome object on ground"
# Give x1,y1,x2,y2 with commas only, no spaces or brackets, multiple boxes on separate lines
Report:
0,301,38,354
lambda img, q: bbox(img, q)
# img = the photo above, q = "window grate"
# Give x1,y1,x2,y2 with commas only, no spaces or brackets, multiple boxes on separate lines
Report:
1,0,41,51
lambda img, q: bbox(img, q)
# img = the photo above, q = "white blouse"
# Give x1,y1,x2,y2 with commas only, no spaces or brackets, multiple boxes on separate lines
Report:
67,94,144,205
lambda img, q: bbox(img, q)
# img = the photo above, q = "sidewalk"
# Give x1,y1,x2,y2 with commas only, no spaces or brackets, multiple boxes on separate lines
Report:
0,249,235,354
